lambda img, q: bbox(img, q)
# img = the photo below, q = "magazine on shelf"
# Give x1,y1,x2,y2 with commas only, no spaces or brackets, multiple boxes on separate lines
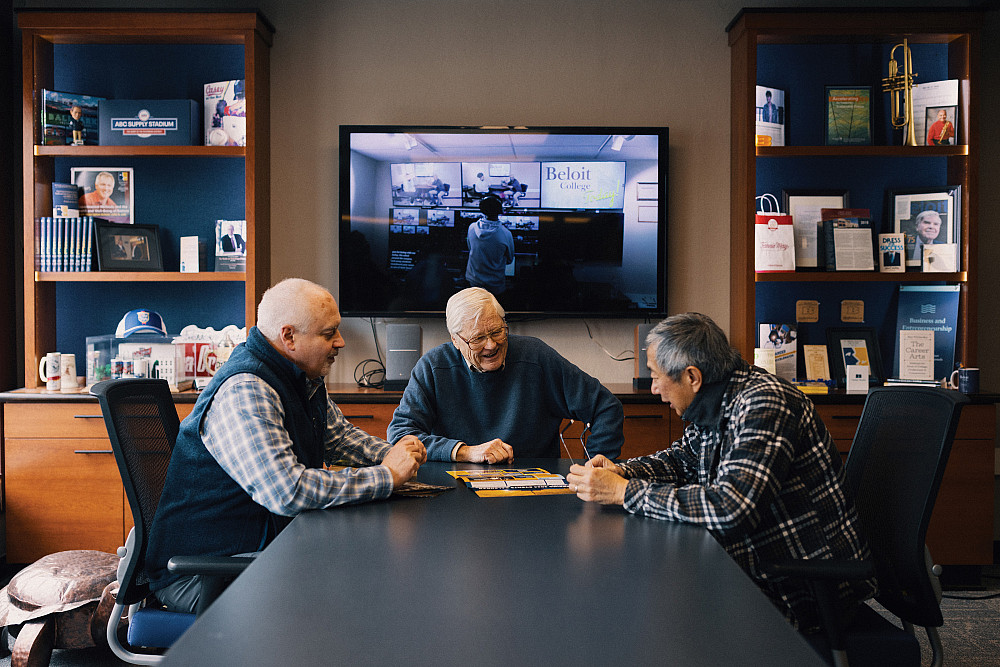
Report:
759,323,797,381
204,79,246,146
755,85,785,146
893,285,960,381
71,167,134,225
40,89,103,146
821,217,875,271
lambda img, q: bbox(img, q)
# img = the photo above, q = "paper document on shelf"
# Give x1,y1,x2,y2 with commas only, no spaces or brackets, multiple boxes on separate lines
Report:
833,228,874,270
911,79,959,146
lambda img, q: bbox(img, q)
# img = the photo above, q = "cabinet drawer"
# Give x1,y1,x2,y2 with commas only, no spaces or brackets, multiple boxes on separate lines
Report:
817,402,995,443
338,403,397,440
5,437,125,562
622,405,673,458
4,402,108,438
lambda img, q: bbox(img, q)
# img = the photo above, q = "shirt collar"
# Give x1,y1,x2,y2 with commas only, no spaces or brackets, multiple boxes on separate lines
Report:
681,373,730,428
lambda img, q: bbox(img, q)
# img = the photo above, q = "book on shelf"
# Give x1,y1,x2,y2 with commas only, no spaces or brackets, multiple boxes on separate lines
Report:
898,329,935,381
821,217,875,271
893,285,959,382
71,167,134,225
878,233,905,273
215,219,247,272
40,89,103,146
825,86,872,146
759,323,797,381
38,217,94,272
755,85,785,147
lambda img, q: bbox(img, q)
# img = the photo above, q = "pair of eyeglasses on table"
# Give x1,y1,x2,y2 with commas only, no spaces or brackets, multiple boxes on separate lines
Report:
559,419,592,463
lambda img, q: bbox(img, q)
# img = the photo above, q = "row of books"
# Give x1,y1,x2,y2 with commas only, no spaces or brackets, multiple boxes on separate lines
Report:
36,216,94,272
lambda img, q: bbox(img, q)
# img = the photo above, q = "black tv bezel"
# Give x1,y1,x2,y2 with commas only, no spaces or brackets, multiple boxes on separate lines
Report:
338,124,668,319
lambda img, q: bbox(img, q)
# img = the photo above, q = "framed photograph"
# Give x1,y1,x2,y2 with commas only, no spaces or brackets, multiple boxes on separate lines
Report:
924,105,957,146
94,220,163,271
825,86,872,146
70,167,134,224
782,189,848,269
826,326,884,386
887,186,960,268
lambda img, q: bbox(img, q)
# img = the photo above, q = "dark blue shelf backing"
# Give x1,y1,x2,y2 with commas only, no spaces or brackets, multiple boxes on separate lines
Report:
54,43,244,102
757,42,949,147
755,279,951,381
56,281,246,373
55,156,245,269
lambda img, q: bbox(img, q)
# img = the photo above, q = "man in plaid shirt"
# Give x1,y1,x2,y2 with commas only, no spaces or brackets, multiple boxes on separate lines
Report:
147,278,426,613
568,312,876,631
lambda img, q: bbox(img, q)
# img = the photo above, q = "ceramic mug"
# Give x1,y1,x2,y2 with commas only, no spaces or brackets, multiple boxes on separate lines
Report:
38,352,61,391
59,353,78,392
949,367,980,394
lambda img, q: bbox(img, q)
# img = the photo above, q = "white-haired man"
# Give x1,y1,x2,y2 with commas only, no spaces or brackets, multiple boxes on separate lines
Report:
147,278,425,612
388,287,623,464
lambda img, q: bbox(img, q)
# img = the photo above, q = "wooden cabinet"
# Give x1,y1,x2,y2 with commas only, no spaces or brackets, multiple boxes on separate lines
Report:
814,401,995,566
3,398,193,563
17,10,272,388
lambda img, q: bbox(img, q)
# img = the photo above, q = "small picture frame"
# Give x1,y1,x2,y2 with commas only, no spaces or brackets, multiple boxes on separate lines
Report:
94,220,163,271
826,326,884,387
825,86,872,146
924,105,957,146
887,186,961,268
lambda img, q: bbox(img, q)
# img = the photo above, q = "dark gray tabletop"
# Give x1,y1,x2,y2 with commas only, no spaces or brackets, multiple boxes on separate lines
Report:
161,459,824,666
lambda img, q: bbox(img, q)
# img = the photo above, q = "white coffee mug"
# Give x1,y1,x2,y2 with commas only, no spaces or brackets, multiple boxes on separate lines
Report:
39,352,61,391
59,353,78,392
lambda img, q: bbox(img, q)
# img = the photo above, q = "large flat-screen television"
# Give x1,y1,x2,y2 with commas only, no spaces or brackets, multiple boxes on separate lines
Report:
339,125,668,318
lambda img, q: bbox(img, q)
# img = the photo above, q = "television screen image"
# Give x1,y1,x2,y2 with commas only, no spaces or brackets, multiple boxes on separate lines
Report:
390,162,461,207
540,161,626,209
461,162,540,208
340,125,667,317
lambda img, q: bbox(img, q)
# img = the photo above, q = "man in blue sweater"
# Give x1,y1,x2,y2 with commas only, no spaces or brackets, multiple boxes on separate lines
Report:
147,278,426,613
388,287,624,463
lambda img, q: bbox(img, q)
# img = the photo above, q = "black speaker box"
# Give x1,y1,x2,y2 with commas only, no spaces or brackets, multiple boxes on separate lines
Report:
384,324,421,391
633,323,655,390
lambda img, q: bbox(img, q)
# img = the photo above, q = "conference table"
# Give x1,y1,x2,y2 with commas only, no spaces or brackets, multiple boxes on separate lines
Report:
161,460,824,666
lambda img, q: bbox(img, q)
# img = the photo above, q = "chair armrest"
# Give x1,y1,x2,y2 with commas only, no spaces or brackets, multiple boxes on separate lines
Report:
764,558,874,582
166,555,254,577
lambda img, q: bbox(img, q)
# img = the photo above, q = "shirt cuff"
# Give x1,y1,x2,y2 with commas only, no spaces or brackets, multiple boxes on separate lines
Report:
450,441,465,461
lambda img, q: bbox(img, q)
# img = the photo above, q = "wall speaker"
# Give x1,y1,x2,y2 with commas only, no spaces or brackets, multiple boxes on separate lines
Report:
384,324,421,391
633,323,655,390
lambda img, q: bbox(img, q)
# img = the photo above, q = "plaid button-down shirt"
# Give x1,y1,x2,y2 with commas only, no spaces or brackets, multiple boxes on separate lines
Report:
619,360,876,630
201,373,394,517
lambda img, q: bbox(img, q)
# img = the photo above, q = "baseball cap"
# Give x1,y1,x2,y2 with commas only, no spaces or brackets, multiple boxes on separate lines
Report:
116,309,168,338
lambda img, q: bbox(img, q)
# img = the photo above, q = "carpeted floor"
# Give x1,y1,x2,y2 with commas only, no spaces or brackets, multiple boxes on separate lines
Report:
0,566,997,666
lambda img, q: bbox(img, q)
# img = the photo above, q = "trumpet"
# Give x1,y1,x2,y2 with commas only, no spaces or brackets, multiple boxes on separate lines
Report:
882,38,919,146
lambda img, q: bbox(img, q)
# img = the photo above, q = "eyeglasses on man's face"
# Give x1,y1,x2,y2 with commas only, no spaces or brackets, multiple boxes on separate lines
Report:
457,323,508,351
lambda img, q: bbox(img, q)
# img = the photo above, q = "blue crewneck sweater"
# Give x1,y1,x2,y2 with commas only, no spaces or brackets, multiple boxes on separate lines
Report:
387,335,623,460
146,327,326,592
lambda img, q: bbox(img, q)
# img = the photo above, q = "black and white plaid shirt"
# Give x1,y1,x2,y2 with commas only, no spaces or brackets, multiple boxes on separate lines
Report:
619,359,876,630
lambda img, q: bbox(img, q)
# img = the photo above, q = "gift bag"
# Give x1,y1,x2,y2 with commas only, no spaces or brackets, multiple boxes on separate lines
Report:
754,193,795,272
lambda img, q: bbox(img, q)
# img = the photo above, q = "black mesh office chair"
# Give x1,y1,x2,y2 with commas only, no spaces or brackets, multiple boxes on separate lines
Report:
92,379,250,664
767,386,969,667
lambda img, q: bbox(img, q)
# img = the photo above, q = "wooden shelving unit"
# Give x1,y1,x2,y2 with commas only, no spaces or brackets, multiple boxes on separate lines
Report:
18,10,273,387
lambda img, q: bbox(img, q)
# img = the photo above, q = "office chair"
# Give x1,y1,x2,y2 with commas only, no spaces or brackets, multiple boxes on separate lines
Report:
766,386,968,667
91,379,250,664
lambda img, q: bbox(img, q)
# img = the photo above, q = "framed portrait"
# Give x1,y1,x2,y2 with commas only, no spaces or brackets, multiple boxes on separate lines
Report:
887,186,961,268
826,327,884,386
782,189,848,269
94,220,163,271
924,105,957,146
825,86,872,146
